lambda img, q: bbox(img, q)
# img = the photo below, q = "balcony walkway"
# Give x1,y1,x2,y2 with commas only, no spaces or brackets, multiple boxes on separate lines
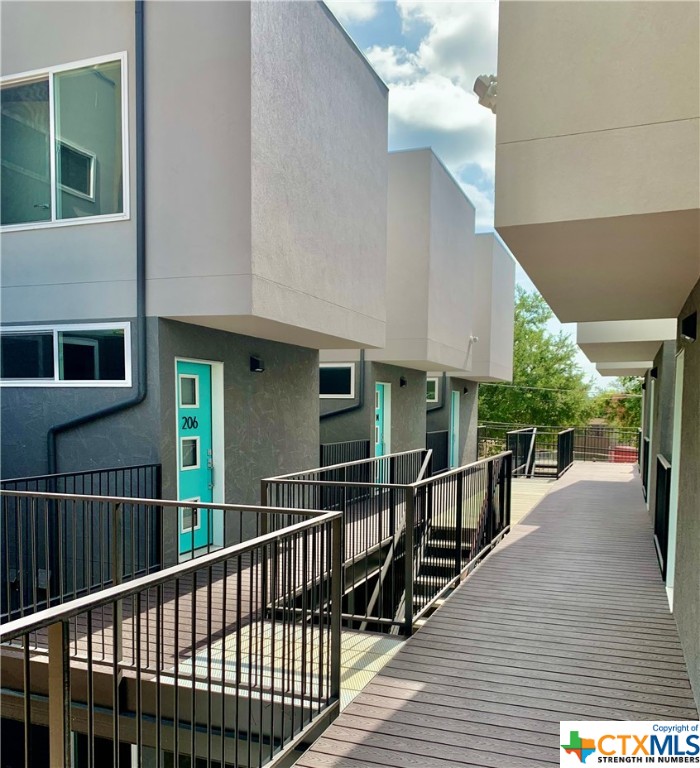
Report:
296,462,698,768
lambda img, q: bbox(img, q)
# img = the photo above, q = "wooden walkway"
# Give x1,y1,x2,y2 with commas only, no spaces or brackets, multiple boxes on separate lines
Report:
297,462,698,768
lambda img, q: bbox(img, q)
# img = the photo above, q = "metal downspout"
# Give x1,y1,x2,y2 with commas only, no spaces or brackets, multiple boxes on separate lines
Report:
47,0,147,473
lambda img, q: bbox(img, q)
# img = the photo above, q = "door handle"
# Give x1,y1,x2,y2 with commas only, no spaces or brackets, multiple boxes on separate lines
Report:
208,449,214,490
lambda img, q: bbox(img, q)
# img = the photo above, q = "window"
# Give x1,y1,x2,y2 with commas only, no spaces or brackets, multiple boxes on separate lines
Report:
320,363,355,399
1,53,127,229
0,323,131,386
426,377,439,403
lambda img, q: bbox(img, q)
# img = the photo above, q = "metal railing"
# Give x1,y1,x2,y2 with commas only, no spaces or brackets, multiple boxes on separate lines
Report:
479,423,641,464
426,431,449,475
642,437,651,500
506,427,536,476
262,450,511,635
0,496,342,768
320,440,370,468
556,428,575,477
653,455,672,580
0,490,309,624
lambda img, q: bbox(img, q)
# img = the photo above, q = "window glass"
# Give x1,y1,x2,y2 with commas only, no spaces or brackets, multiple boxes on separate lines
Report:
320,366,353,397
1,79,51,225
0,333,54,379
426,378,438,402
181,439,199,469
58,329,126,381
54,60,123,219
180,376,198,406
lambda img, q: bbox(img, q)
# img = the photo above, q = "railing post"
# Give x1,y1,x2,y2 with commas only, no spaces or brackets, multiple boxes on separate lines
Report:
111,503,123,663
505,453,512,528
455,471,463,576
260,481,269,617
486,460,495,545
403,488,414,636
330,515,342,712
48,620,71,768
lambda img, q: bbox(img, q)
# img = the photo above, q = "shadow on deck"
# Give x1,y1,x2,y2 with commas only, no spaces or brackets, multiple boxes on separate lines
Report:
296,462,698,768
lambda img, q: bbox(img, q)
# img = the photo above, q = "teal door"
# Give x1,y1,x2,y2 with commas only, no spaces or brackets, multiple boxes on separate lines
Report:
449,390,460,468
176,360,213,556
374,383,386,457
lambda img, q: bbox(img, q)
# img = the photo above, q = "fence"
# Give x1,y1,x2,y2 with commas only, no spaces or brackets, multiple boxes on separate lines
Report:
642,437,651,500
0,497,341,768
320,440,370,468
0,490,305,625
479,423,640,464
426,431,449,475
506,428,536,476
1,465,162,622
263,450,512,635
557,428,575,477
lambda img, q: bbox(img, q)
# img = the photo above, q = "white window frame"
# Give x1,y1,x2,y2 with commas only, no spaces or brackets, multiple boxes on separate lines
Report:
0,322,132,387
180,498,202,534
319,363,355,400
178,374,199,409
426,376,439,403
179,436,201,471
0,51,129,232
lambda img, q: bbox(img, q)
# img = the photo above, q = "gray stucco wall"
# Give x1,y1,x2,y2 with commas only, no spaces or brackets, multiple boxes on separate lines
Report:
426,377,479,464
320,362,426,454
674,278,700,710
157,319,319,507
0,318,160,478
647,340,676,518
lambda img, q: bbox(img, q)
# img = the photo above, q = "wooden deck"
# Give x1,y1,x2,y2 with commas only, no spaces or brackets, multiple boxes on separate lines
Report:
296,462,699,768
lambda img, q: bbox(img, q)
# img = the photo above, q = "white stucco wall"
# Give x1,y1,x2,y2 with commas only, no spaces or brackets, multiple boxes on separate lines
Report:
367,149,475,371
0,1,137,323
469,234,515,382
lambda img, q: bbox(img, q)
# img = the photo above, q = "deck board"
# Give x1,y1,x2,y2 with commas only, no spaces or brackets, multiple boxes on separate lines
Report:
297,462,698,768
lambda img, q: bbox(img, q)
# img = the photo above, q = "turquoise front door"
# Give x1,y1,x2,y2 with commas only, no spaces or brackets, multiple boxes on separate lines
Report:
176,360,213,556
449,390,460,468
375,383,386,457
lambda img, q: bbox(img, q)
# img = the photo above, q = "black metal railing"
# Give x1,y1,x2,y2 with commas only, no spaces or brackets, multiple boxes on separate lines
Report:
263,450,512,635
642,436,651,500
556,428,575,477
653,455,672,580
479,423,641,465
320,440,370,467
426,431,449,475
506,427,536,476
0,490,310,624
0,500,342,768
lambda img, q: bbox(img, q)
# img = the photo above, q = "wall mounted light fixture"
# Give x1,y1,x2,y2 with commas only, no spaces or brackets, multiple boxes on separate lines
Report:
250,356,265,373
400,376,407,388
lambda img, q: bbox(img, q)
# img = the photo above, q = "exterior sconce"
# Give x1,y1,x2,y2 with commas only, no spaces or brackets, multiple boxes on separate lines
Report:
400,377,407,388
463,386,469,395
681,311,697,342
250,356,265,373
650,367,658,379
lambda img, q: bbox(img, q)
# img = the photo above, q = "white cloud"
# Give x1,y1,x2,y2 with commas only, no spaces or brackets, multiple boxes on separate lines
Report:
389,73,484,132
365,45,419,83
324,1,381,24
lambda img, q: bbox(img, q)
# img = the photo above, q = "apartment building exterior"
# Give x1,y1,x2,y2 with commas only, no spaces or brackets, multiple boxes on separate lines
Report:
494,0,700,706
1,1,389,561
321,150,515,469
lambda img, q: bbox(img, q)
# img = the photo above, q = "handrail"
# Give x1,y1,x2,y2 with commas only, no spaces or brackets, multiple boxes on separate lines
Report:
0,488,328,517
1,463,159,486
412,451,512,488
266,448,426,480
416,449,433,482
0,510,341,643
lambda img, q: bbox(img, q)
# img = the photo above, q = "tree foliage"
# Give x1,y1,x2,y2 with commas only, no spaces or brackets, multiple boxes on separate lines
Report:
479,286,592,426
589,377,643,428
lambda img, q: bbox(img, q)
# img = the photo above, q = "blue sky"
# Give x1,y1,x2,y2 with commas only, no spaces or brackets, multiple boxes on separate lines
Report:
325,0,614,389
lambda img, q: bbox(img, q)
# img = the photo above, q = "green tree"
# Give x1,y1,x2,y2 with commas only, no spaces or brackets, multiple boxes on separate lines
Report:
479,286,592,426
590,377,643,428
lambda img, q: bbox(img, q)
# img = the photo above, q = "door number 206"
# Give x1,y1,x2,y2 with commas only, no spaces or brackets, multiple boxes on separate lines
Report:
181,416,199,430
